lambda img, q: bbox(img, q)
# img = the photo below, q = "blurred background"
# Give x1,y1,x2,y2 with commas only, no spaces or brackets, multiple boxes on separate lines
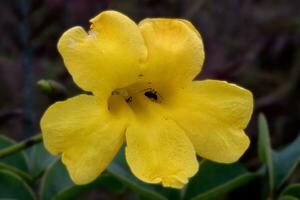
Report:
0,0,300,199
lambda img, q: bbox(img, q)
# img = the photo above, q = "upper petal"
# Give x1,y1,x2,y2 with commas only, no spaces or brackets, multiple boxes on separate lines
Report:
58,11,147,97
40,95,127,184
125,97,198,189
164,80,253,163
138,18,205,87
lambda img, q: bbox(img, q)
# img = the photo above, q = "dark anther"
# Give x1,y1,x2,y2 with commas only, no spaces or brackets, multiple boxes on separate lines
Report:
144,91,158,101
138,74,144,77
126,96,133,103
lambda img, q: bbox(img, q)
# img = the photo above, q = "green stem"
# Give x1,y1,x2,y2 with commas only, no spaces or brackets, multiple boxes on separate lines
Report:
0,134,42,158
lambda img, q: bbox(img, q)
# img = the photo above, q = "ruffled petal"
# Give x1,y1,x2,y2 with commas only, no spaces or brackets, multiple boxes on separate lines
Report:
125,97,198,189
164,80,253,163
58,11,147,97
138,18,204,87
40,95,126,184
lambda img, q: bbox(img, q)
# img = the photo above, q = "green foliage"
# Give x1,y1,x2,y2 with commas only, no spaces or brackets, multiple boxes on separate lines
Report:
0,135,29,171
273,135,300,190
0,169,35,200
28,143,57,178
258,114,275,191
280,184,300,199
258,113,300,199
279,196,299,200
37,79,68,98
184,160,258,200
0,135,31,181
40,159,124,200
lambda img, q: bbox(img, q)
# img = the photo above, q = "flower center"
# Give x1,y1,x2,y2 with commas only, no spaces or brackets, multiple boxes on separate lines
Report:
112,86,162,104
108,82,163,115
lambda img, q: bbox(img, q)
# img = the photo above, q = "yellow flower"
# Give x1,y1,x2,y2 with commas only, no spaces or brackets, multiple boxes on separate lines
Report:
40,10,253,189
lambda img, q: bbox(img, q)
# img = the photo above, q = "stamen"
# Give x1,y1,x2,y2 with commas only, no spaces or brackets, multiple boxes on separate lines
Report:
144,91,158,101
144,88,162,103
112,88,132,104
126,96,133,103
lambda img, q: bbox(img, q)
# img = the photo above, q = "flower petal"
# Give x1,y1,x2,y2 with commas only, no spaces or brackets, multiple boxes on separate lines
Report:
125,98,198,189
138,18,204,86
40,95,126,184
164,80,253,163
58,11,147,96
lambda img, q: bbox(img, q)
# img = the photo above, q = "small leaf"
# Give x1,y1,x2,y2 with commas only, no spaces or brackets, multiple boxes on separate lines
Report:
280,184,300,199
0,169,35,200
184,160,258,200
0,135,29,171
55,174,124,200
273,134,300,189
258,114,274,191
0,135,31,181
40,159,124,200
108,147,180,200
28,143,57,178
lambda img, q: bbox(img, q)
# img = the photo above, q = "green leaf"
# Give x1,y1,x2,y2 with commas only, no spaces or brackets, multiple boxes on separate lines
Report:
40,159,124,200
273,134,300,189
28,143,56,178
107,147,180,200
280,184,300,199
184,160,258,200
258,114,274,191
0,135,31,181
257,114,300,191
0,169,35,200
279,196,299,200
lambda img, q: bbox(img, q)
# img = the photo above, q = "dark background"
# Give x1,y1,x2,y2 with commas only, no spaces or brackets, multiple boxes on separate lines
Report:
0,0,300,199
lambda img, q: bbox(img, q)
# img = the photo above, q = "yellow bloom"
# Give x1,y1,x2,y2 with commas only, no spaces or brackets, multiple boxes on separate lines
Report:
40,10,253,189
